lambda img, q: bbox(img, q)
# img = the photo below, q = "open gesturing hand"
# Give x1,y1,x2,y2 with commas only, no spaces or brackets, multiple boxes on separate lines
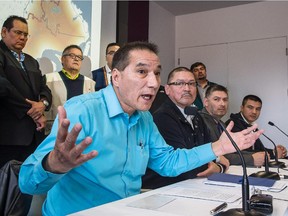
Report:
212,121,263,157
44,106,98,173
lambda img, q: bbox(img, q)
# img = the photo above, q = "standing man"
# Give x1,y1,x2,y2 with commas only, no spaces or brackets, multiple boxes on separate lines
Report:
44,45,95,134
19,42,262,215
142,67,229,189
92,42,120,91
225,94,287,165
190,62,217,110
0,15,52,167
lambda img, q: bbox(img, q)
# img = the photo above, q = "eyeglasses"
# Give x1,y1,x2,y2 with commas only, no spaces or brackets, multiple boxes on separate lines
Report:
11,30,29,38
63,53,84,61
168,81,197,88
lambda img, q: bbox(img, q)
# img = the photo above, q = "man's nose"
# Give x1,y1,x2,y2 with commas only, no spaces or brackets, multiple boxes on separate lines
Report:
147,73,160,88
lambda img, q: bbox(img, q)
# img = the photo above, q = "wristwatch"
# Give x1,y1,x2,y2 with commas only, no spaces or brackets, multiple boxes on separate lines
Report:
42,99,49,110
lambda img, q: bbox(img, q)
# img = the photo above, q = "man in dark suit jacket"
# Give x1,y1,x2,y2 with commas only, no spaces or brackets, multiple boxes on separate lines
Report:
92,42,120,91
225,95,287,166
0,15,52,167
142,67,227,189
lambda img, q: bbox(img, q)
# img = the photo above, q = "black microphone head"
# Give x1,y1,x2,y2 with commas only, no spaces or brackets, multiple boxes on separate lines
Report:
184,105,198,116
268,121,275,126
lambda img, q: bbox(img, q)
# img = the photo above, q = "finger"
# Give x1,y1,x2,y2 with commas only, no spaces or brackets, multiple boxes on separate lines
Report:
25,98,33,105
197,170,208,177
63,123,83,152
225,121,234,132
242,123,258,135
70,137,96,163
57,106,67,125
55,117,70,146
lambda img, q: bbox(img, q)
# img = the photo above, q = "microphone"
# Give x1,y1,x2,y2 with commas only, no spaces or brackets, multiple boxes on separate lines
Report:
262,133,286,169
268,121,288,138
249,132,281,180
188,107,264,215
184,105,198,115
236,117,285,169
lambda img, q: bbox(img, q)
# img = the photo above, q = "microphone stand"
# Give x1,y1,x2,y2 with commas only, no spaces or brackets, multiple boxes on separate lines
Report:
249,134,280,180
216,121,264,216
187,107,264,215
262,133,286,169
268,121,288,138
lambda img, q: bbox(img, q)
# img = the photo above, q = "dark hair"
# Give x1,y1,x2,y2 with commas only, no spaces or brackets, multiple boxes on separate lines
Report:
190,62,206,71
62,45,83,56
112,41,159,71
205,84,228,98
242,95,262,106
167,66,192,83
106,42,121,55
2,15,27,31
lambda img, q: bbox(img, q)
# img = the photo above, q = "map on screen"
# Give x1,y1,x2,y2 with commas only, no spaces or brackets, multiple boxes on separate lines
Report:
0,0,92,72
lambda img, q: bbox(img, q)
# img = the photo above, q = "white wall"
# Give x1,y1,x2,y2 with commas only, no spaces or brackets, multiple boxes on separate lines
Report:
150,1,288,148
96,0,117,70
175,2,288,48
174,1,288,147
149,1,175,84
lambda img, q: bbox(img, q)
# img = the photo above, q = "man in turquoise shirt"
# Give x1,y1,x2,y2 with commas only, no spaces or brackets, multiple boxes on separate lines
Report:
19,42,262,215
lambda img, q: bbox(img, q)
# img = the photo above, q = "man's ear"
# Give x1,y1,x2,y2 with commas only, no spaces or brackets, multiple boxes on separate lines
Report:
111,68,120,87
1,27,7,38
203,97,208,107
164,84,170,96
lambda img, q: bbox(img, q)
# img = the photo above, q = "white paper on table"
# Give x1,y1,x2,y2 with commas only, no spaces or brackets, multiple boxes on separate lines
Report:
127,194,176,210
158,186,241,203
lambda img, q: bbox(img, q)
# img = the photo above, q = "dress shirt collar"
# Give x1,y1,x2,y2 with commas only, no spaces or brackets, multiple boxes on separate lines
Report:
11,50,25,62
61,68,79,80
103,84,140,122
105,64,111,74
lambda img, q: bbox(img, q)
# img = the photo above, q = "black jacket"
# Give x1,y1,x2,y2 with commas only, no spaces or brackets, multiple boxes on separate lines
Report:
0,40,52,147
142,98,211,189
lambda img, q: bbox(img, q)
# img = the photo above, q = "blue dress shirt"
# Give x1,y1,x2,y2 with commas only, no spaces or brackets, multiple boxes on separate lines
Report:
19,84,216,215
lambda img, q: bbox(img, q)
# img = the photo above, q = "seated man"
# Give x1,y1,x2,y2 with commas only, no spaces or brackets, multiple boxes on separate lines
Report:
142,67,229,189
18,42,262,215
225,94,287,165
200,85,264,167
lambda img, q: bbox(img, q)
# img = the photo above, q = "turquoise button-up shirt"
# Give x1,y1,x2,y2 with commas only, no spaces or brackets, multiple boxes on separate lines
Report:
19,84,216,215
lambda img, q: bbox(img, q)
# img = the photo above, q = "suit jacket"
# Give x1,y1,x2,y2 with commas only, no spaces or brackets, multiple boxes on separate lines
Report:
0,40,52,147
199,108,223,142
224,112,275,166
142,98,210,189
92,66,108,91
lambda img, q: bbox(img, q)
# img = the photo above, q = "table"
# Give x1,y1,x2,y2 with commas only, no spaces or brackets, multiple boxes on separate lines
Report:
70,162,288,216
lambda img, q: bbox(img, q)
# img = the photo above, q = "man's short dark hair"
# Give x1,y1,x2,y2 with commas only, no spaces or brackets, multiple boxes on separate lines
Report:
190,62,206,71
242,95,262,106
62,45,83,56
205,84,228,98
106,42,121,55
112,41,159,71
167,66,192,83
2,15,27,31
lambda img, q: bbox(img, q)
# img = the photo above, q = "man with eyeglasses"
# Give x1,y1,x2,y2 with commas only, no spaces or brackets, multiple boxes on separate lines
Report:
19,42,262,215
0,15,52,168
92,42,120,91
44,45,95,135
142,67,229,189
